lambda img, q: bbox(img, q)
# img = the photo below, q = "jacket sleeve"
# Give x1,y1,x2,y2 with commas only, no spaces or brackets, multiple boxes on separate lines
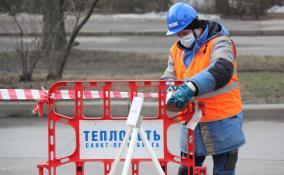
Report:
189,36,235,95
161,54,177,80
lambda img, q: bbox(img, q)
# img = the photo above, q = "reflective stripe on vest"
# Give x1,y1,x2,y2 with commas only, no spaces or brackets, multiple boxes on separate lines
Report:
195,81,239,99
170,36,242,122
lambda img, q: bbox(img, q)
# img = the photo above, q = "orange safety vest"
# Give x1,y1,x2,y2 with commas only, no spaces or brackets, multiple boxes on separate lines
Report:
170,36,242,122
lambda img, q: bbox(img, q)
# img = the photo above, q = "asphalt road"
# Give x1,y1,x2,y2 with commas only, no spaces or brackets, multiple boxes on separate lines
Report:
0,116,283,175
0,35,283,56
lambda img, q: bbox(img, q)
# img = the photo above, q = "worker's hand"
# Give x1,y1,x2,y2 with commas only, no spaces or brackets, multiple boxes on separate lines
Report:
166,82,196,111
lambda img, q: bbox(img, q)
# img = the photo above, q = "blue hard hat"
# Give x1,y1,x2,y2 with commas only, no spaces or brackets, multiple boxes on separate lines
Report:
166,2,198,36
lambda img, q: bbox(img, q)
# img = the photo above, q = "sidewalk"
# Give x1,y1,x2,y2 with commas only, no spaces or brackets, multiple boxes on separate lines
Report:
0,13,284,36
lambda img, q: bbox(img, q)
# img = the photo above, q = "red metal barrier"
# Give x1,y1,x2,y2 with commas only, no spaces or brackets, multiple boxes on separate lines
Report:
36,80,206,175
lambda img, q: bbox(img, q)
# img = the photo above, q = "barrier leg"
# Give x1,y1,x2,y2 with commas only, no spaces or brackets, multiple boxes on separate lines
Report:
37,166,44,175
109,127,133,175
132,160,139,175
76,161,84,175
122,127,138,175
104,162,112,175
160,161,167,175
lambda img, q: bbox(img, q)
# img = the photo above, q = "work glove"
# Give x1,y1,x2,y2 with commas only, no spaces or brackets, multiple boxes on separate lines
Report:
166,82,196,112
165,81,178,93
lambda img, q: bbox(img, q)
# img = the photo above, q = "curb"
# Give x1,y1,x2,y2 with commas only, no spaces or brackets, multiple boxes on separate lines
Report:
242,104,284,121
0,30,284,37
1,101,284,121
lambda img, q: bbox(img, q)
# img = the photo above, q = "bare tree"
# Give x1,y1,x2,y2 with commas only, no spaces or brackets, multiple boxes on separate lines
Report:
0,3,43,82
42,0,100,80
42,0,67,80
57,0,100,79
12,15,42,81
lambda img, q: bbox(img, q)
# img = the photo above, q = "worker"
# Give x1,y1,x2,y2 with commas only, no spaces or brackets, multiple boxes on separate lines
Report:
162,2,246,175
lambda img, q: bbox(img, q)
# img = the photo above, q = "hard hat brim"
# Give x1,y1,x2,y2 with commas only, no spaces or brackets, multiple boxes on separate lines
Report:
166,26,185,36
166,25,187,36
166,30,176,36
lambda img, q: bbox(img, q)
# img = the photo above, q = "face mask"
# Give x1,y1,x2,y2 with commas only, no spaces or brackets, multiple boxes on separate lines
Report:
180,32,195,48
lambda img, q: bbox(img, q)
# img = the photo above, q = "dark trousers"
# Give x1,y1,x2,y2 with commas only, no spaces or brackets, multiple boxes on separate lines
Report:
179,149,238,175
